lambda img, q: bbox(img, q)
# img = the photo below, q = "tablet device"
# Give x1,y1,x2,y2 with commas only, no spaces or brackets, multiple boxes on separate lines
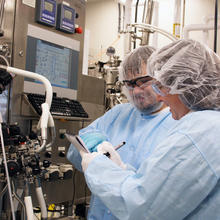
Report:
65,133,90,153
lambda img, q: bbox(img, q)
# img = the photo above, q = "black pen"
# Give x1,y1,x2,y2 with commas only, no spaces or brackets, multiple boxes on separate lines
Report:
104,141,126,157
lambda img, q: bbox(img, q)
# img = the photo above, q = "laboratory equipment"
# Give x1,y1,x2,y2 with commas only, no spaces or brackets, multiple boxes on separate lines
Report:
35,0,57,27
56,3,75,33
0,0,105,219
25,24,79,100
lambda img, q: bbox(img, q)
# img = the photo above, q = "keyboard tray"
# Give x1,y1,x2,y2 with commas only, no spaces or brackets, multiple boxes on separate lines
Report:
25,93,89,119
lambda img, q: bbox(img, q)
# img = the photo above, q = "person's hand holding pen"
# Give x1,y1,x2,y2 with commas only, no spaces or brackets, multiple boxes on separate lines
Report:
81,141,126,171
97,141,127,169
103,141,126,157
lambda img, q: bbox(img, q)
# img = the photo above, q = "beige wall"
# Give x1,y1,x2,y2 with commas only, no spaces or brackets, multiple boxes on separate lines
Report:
85,0,220,64
85,0,125,64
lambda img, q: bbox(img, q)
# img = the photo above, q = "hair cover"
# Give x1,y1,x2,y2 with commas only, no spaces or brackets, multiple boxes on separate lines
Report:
119,45,155,81
147,39,220,111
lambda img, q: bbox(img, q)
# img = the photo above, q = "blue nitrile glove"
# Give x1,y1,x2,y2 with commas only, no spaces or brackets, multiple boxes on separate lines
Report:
79,132,108,152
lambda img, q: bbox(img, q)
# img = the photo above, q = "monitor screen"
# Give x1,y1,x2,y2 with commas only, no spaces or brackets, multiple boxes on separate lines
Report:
24,24,80,99
35,39,70,88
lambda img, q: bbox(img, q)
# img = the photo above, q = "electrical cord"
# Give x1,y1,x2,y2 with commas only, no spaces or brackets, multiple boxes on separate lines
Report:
0,113,16,220
11,180,26,220
69,168,76,207
13,193,26,220
34,213,40,220
0,183,7,198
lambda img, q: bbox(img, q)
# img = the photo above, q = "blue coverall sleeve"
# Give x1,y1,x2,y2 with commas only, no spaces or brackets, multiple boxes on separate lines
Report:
66,144,82,171
84,132,218,220
79,104,122,136
67,105,122,171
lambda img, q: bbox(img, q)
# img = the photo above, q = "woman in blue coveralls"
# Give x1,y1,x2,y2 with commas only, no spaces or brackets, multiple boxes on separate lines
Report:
80,39,220,220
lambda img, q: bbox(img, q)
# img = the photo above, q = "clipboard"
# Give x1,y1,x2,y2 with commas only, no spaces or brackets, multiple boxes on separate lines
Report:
65,133,90,153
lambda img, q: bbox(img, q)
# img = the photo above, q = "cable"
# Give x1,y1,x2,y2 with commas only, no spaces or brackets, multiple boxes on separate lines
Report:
34,213,40,220
69,168,76,207
13,193,26,220
11,180,26,220
0,183,7,198
0,55,9,66
0,113,16,220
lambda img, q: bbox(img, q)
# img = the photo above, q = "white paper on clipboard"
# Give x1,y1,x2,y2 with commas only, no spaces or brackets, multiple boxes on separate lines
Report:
65,134,90,153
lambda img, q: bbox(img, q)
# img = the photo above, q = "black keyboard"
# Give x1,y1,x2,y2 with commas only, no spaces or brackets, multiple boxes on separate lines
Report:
26,93,89,118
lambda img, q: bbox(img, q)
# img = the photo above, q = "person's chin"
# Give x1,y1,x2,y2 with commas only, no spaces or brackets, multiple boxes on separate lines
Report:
135,102,146,110
170,109,179,120
136,104,153,113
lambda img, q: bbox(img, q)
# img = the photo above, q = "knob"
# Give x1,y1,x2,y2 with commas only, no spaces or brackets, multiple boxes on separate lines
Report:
75,27,83,34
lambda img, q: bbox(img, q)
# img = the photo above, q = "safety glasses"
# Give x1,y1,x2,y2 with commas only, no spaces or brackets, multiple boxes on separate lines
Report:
151,81,168,96
123,76,153,90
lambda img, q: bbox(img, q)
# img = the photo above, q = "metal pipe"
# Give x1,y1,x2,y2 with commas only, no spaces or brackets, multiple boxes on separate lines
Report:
142,0,148,23
141,0,154,45
134,0,140,49
214,0,218,52
180,0,186,38
124,0,133,54
152,1,159,48
129,23,178,41
203,15,220,44
173,0,181,38
118,3,121,33
183,23,220,39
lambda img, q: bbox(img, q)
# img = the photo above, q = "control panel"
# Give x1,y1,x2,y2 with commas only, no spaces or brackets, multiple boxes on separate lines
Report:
35,0,57,26
56,3,75,33
35,0,83,34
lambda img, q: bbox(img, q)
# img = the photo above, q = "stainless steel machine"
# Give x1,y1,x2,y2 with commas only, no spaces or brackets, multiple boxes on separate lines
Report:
0,0,105,219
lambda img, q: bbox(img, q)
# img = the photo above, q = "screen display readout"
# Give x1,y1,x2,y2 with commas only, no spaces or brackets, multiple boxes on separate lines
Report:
35,40,70,88
44,2,53,12
64,10,72,20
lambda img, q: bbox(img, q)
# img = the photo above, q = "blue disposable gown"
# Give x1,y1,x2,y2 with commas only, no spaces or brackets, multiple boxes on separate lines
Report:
84,110,220,220
67,103,177,219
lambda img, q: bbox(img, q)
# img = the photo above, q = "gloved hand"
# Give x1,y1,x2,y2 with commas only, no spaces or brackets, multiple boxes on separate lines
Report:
79,132,108,152
97,141,126,169
80,151,101,172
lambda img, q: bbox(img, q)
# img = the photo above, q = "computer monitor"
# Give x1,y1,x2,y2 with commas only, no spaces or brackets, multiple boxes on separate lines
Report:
24,24,80,99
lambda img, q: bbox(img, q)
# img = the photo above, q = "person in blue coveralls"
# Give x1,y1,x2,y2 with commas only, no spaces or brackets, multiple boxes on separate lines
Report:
67,45,177,219
79,39,220,220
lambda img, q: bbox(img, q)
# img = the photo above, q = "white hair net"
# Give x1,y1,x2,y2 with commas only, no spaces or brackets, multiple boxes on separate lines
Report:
119,45,155,81
147,39,220,111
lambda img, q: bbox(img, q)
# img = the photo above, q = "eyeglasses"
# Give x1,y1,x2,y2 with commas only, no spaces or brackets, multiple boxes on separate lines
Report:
151,81,167,96
123,76,153,90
